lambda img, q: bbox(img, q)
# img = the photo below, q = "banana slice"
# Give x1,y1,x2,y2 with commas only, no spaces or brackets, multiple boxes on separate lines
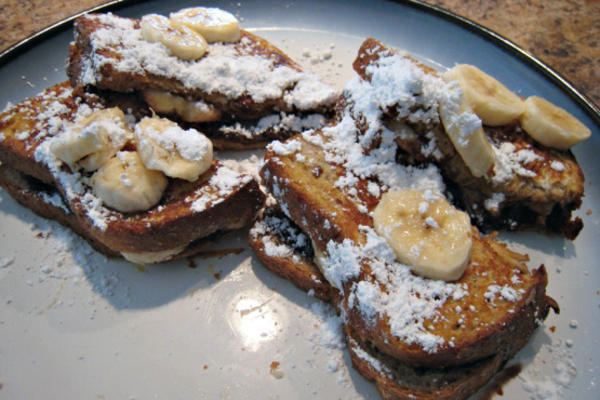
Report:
170,7,240,43
520,96,591,150
443,64,524,126
51,108,132,172
135,116,213,182
91,151,168,213
140,14,208,60
373,189,472,281
439,86,496,177
142,90,221,123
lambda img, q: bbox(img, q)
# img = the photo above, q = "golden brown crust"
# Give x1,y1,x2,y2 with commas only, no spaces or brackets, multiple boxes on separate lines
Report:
0,164,120,257
261,131,553,367
346,326,503,400
0,82,98,184
0,165,233,261
68,14,337,149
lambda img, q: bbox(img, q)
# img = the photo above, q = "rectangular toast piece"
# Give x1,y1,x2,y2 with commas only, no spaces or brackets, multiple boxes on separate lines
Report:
67,12,338,148
0,82,264,263
249,207,538,400
261,129,553,368
353,38,584,239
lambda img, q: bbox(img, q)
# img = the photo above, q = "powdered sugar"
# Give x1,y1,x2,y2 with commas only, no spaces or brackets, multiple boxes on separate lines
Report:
362,53,446,124
29,90,114,231
266,51,504,352
80,13,338,110
190,165,252,212
519,338,577,399
438,81,483,148
170,7,238,27
484,192,506,213
267,138,302,156
484,284,519,304
321,225,469,352
0,256,15,269
347,335,392,379
550,160,566,171
135,120,211,161
492,142,543,183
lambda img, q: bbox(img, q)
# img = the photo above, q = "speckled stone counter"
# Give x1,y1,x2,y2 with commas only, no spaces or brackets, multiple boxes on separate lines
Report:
1,0,598,108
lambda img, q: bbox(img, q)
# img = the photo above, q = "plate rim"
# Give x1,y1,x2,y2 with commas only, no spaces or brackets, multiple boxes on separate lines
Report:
0,0,598,128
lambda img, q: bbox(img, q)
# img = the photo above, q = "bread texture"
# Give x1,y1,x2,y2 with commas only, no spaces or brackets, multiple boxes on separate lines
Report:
0,81,264,262
67,13,338,149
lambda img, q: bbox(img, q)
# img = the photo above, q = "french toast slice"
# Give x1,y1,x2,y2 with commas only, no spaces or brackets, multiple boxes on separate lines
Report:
67,12,338,148
0,82,264,263
249,207,531,400
261,130,553,367
0,165,223,260
353,38,585,239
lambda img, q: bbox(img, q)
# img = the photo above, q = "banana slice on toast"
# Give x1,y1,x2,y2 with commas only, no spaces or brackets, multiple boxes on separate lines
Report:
520,95,591,149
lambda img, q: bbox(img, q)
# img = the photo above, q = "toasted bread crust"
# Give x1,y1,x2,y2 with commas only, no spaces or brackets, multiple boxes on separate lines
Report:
67,163,264,253
0,82,98,184
0,165,233,261
261,132,554,367
0,82,265,260
346,326,503,400
0,165,119,257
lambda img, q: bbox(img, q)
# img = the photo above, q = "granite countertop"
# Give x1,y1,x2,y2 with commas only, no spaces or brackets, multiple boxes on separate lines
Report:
0,0,598,109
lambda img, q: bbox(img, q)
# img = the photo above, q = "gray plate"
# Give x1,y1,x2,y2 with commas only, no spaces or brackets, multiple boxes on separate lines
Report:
0,1,598,399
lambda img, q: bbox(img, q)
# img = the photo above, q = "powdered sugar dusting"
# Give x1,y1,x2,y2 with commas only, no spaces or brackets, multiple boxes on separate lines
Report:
0,256,15,269
321,225,468,352
347,335,392,379
190,165,252,212
492,142,543,183
519,338,577,399
79,13,338,110
135,121,211,162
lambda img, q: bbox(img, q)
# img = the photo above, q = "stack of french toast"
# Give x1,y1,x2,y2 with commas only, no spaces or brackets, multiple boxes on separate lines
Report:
0,7,338,263
0,6,592,399
250,38,589,399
